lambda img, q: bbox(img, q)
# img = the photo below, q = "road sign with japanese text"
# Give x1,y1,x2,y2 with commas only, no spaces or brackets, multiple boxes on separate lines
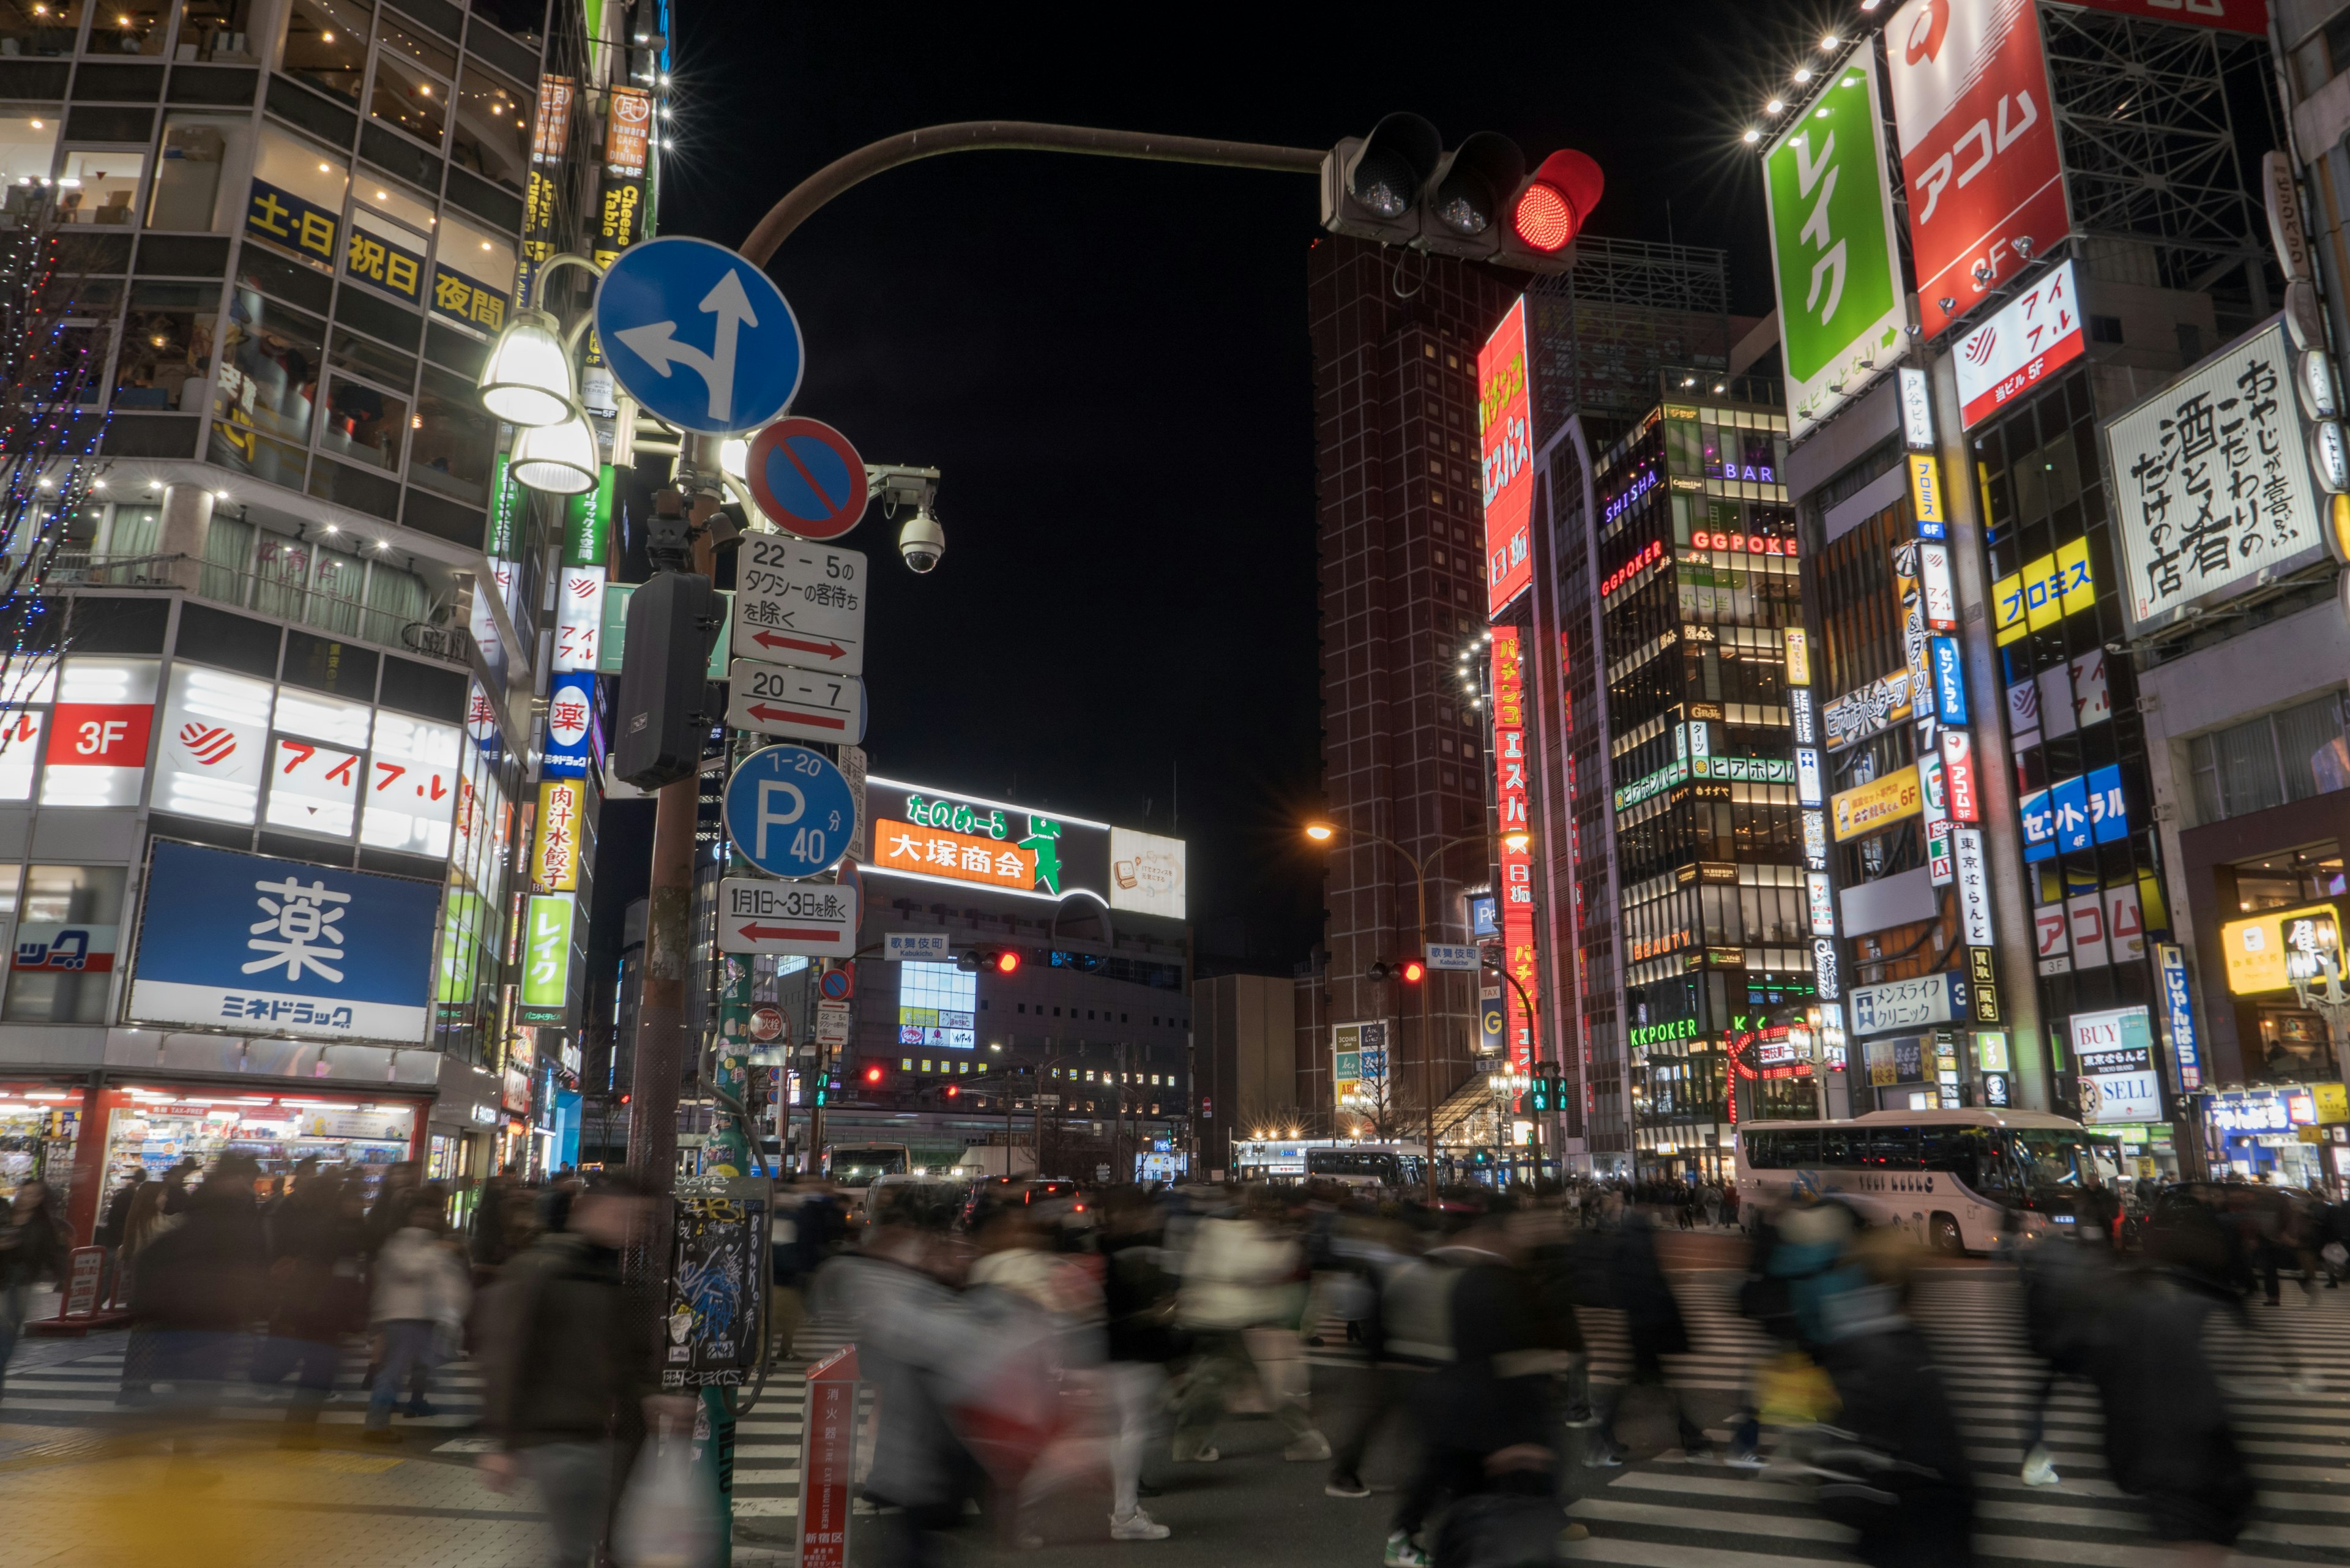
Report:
726,660,867,745
719,878,859,958
127,840,441,1043
731,537,865,676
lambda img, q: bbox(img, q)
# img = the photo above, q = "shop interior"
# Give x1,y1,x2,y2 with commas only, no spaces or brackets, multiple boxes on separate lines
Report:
97,1090,420,1210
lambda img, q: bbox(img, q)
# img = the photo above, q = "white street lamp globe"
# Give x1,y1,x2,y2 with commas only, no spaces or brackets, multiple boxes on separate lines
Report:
477,308,576,427
509,403,598,495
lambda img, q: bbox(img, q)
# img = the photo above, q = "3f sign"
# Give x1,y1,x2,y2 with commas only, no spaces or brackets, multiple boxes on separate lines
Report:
78,719,128,756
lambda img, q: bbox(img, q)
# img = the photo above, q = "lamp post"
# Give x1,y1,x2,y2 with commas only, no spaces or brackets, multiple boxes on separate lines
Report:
1305,820,1529,1202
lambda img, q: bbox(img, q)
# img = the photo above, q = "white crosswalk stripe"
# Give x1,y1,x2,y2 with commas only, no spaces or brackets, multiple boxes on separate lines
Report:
1555,1269,2350,1566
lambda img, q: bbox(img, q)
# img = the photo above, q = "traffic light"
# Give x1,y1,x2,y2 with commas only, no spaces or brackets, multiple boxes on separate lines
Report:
612,571,723,788
956,947,1023,975
1368,956,1428,983
1400,957,1427,984
862,1064,884,1086
1321,117,1602,275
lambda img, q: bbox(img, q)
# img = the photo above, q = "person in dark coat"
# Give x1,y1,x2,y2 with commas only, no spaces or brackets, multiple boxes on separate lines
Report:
95,1168,146,1250
127,1153,269,1422
1589,1191,1707,1464
0,1178,71,1403
2085,1201,2256,1561
249,1169,369,1444
475,1169,685,1568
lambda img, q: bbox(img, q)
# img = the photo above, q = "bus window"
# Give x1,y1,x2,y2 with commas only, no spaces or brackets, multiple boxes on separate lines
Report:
1923,1127,2012,1197
1817,1128,1857,1167
1865,1127,1920,1168
2014,1129,2095,1189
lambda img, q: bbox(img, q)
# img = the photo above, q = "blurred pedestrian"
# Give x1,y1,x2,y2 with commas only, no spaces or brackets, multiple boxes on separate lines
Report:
0,1177,70,1404
1587,1191,1709,1465
1169,1190,1329,1463
127,1153,268,1426
113,1179,173,1405
365,1187,471,1441
1100,1188,1184,1539
159,1155,200,1215
476,1169,681,1568
96,1168,146,1250
250,1167,367,1444
2015,1196,2115,1486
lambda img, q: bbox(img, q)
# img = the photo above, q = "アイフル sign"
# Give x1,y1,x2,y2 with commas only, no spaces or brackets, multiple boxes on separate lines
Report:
1953,261,2086,427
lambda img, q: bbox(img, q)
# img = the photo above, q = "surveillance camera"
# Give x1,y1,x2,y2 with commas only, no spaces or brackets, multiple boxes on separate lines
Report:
898,507,944,573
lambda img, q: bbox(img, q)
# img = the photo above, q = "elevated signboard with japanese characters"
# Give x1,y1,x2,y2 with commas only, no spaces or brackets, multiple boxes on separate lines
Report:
2103,319,2328,634
862,777,1185,920
127,841,441,1043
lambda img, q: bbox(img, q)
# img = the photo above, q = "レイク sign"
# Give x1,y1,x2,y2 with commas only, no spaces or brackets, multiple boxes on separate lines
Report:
1761,51,1908,442
1490,627,1537,1070
1886,0,2072,340
127,840,441,1043
1480,298,1535,617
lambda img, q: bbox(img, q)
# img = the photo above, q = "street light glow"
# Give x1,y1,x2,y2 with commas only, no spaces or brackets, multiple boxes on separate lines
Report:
476,308,576,427
1503,829,1532,853
1304,823,1335,842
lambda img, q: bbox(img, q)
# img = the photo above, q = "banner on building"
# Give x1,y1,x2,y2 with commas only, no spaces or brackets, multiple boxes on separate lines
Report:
1490,627,1536,1069
592,84,652,272
1762,47,1906,442
2103,319,2329,634
1886,0,2071,339
1480,300,1534,617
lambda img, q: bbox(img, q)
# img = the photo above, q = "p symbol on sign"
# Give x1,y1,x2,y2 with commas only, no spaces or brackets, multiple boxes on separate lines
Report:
756,779,806,858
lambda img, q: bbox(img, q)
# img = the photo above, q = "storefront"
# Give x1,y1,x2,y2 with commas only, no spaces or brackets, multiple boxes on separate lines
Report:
2200,1086,2349,1191
0,1083,86,1203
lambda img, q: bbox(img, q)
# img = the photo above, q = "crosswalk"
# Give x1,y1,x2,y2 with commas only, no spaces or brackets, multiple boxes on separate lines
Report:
1561,1269,2350,1566
0,1327,840,1524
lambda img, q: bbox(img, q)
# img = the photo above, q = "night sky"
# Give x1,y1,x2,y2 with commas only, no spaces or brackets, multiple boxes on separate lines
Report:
639,0,1804,967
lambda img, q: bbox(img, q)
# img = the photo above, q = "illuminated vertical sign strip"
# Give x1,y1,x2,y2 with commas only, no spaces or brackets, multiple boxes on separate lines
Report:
1479,299,1534,618
1490,626,1538,1070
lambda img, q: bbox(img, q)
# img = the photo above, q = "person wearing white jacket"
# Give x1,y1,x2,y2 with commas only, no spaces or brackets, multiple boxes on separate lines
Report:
1169,1197,1329,1465
363,1189,471,1439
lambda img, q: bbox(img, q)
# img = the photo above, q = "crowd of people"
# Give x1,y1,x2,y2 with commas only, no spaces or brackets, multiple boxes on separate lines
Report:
0,1157,2332,1568
808,1171,2322,1568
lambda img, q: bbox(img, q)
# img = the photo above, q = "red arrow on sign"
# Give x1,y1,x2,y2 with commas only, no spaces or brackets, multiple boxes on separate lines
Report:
737,924,841,943
745,703,846,730
753,630,847,659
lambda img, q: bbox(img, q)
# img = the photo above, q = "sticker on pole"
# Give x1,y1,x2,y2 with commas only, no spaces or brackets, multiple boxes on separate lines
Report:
722,743,856,879
593,236,804,435
747,418,868,540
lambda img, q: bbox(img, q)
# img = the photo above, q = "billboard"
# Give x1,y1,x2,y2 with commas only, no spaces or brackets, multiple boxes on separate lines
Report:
2053,0,2266,29
1762,50,1907,443
1479,297,1534,617
2072,1005,2162,1124
863,777,1187,920
1887,0,2071,339
1954,262,2086,428
127,840,441,1043
1831,766,1923,842
2104,320,2328,633
1491,627,1537,1070
2220,900,2340,995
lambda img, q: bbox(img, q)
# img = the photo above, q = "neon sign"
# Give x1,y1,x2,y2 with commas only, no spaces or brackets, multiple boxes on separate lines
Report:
1602,538,1666,599
1689,530,1797,558
1604,468,1660,525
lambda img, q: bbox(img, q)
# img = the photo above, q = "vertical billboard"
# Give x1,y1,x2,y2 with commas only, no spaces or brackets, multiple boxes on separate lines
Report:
1480,298,1534,618
1762,50,1907,443
1887,0,2070,339
1490,627,1537,1069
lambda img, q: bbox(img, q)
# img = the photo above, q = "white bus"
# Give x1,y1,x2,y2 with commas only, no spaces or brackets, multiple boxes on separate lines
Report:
1305,1142,1428,1192
1733,1108,2124,1255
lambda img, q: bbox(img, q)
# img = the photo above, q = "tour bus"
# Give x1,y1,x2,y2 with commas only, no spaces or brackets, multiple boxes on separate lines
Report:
1305,1142,1427,1192
825,1142,912,1187
1733,1108,2124,1255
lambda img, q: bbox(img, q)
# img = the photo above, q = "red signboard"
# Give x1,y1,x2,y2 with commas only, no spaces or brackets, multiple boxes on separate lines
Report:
798,1346,860,1568
1887,0,2072,340
1480,298,1534,618
2054,0,2266,31
1490,627,1537,1070
43,703,152,769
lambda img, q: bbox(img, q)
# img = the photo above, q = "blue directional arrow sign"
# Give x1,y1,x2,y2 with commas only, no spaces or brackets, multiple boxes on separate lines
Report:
594,236,804,435
722,743,856,879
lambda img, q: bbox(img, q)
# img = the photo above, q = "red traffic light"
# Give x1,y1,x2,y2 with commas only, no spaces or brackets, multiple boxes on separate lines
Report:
1513,150,1603,253
994,950,1021,975
1401,958,1428,984
946,1084,959,1099
863,1065,883,1085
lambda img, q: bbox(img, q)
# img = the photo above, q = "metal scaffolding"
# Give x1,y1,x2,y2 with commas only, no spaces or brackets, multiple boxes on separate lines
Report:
1524,236,1733,442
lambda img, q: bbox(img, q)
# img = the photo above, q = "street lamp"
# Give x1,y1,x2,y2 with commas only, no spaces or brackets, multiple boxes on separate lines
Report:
476,308,578,427
505,402,600,495
1305,818,1523,1201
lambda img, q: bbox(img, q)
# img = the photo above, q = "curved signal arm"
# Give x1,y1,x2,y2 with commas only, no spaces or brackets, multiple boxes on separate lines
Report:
739,122,1324,267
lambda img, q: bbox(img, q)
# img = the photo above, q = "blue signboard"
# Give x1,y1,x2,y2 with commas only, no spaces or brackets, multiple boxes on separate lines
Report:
1470,894,1498,938
2087,764,2128,843
127,840,441,1043
2158,943,2201,1091
542,670,594,780
722,743,856,879
2050,774,2092,853
1480,995,1505,1056
593,236,804,435
1931,637,1968,725
2020,787,2055,862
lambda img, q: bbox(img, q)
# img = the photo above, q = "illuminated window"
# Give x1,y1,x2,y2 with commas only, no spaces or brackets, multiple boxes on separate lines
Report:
897,961,975,1051
898,1058,911,1070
